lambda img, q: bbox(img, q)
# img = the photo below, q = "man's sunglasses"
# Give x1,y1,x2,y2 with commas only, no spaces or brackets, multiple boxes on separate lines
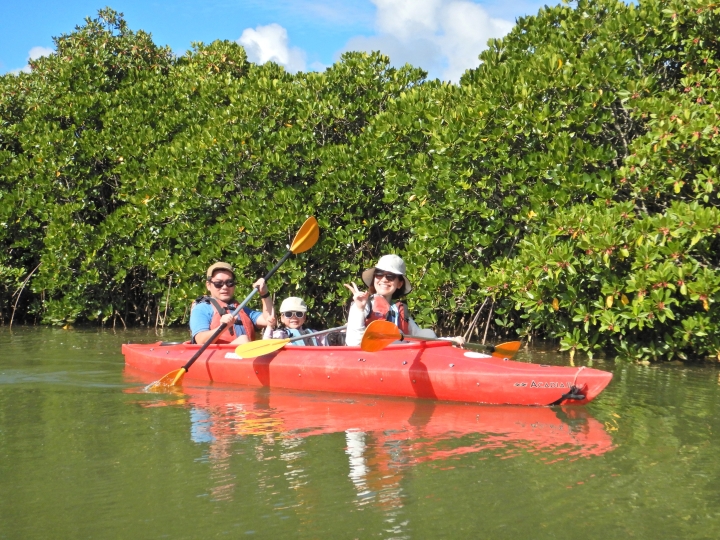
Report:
282,311,306,318
374,271,401,281
208,279,236,288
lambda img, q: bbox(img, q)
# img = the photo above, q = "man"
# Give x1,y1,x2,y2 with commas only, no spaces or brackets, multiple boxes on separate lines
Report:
189,262,275,345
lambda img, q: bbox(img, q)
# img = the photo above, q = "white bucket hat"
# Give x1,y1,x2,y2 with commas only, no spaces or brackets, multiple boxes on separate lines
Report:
362,254,412,295
280,297,307,313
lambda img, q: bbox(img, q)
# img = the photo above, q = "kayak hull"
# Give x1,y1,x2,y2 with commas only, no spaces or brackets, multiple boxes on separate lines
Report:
122,341,612,406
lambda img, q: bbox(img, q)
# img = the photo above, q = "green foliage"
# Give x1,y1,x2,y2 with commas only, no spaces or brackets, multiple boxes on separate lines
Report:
2,1,720,361
476,0,720,360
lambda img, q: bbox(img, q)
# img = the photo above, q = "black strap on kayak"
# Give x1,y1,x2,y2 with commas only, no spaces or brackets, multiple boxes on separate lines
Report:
549,367,587,406
549,385,587,406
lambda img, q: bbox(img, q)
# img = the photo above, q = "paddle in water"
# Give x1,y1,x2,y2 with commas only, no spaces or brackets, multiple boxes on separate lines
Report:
233,325,347,358
146,216,320,391
360,320,521,356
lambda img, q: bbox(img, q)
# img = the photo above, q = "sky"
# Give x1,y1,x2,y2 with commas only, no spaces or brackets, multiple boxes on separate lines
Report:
0,0,555,82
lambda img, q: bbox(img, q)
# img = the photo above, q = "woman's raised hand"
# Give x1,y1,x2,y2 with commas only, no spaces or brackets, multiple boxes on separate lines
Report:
344,282,369,311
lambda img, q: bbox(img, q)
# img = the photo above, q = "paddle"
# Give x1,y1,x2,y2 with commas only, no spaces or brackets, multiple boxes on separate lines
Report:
146,216,320,391
233,325,348,358
360,320,521,356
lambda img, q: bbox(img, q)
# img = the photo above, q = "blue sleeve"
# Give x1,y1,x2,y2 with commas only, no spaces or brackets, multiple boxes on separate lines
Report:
189,303,213,338
244,307,263,325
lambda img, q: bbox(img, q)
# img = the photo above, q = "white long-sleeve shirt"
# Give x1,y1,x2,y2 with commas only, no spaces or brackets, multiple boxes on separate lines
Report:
345,302,436,346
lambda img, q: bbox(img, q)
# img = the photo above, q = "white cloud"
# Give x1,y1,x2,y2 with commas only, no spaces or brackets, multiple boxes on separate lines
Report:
342,0,513,82
28,46,54,61
8,46,54,75
308,60,329,72
238,23,306,73
374,0,442,40
438,1,513,81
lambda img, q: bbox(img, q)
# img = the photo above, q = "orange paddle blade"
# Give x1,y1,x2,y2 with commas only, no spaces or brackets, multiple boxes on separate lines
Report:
145,368,186,392
361,320,403,352
492,341,522,357
234,338,291,359
290,216,319,254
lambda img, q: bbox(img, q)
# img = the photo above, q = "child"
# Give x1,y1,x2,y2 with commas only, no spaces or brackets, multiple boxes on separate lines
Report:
263,297,325,346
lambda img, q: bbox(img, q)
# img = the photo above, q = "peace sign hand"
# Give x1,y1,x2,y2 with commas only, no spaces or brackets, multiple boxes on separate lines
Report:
344,282,369,311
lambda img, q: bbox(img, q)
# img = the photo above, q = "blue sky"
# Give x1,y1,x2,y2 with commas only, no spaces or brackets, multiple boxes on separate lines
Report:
1,0,553,81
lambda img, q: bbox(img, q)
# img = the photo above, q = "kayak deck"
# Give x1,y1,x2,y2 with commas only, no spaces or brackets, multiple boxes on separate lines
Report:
122,340,612,406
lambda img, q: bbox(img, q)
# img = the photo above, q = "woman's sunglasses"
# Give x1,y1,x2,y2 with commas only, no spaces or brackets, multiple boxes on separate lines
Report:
282,311,306,318
208,279,236,288
374,271,400,281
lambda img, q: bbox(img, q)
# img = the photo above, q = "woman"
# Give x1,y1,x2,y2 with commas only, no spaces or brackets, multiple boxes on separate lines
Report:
263,296,325,346
344,254,459,347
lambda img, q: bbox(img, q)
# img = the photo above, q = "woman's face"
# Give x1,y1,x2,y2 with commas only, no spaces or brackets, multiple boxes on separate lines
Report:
281,310,306,329
373,270,403,298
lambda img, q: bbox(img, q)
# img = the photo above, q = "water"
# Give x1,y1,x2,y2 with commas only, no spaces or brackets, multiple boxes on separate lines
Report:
1,327,720,539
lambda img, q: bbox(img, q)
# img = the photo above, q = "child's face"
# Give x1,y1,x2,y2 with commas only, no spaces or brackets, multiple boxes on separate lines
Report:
281,311,306,329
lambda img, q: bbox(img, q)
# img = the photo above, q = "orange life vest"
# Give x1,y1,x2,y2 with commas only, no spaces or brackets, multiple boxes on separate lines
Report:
203,297,256,343
366,294,409,334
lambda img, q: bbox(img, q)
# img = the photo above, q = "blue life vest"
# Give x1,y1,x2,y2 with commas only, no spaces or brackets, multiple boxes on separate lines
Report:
285,327,319,346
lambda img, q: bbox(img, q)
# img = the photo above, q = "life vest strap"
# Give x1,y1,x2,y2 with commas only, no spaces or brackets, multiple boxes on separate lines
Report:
208,297,235,336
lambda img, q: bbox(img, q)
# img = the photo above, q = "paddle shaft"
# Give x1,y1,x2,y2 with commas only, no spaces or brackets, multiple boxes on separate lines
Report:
283,325,347,344
180,250,294,373
398,334,505,354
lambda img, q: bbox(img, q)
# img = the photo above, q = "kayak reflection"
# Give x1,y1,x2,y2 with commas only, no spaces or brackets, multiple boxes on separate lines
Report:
127,367,614,451
126,368,614,507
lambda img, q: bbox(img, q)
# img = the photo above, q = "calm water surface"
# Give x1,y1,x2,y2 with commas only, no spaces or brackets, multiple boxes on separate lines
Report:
1,327,720,539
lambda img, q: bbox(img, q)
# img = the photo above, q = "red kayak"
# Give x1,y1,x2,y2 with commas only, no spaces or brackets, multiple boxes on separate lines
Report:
123,340,612,406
